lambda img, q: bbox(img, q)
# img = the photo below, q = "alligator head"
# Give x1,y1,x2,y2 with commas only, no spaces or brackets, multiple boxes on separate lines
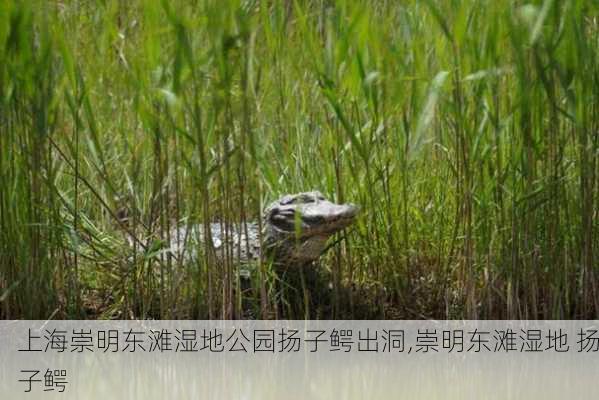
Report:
262,191,359,266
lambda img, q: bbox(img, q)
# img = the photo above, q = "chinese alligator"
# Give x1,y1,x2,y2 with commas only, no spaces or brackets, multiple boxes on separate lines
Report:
168,191,359,269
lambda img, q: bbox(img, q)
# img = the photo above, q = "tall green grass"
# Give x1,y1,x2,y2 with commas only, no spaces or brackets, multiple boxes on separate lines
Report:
0,0,597,319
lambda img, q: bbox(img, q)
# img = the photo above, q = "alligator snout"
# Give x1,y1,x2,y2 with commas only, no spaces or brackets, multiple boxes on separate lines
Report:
299,201,359,236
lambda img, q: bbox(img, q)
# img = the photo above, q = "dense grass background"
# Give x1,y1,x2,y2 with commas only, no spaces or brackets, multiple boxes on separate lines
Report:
0,0,597,319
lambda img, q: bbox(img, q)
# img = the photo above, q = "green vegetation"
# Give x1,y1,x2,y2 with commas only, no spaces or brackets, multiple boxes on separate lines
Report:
0,0,597,319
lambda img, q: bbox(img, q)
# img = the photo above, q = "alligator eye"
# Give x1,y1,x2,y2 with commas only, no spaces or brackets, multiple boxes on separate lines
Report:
279,195,296,205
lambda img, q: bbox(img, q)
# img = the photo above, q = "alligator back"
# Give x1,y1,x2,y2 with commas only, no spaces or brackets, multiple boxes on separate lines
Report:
168,222,261,264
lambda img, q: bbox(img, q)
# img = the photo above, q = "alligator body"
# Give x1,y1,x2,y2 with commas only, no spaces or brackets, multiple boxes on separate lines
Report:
168,191,359,268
